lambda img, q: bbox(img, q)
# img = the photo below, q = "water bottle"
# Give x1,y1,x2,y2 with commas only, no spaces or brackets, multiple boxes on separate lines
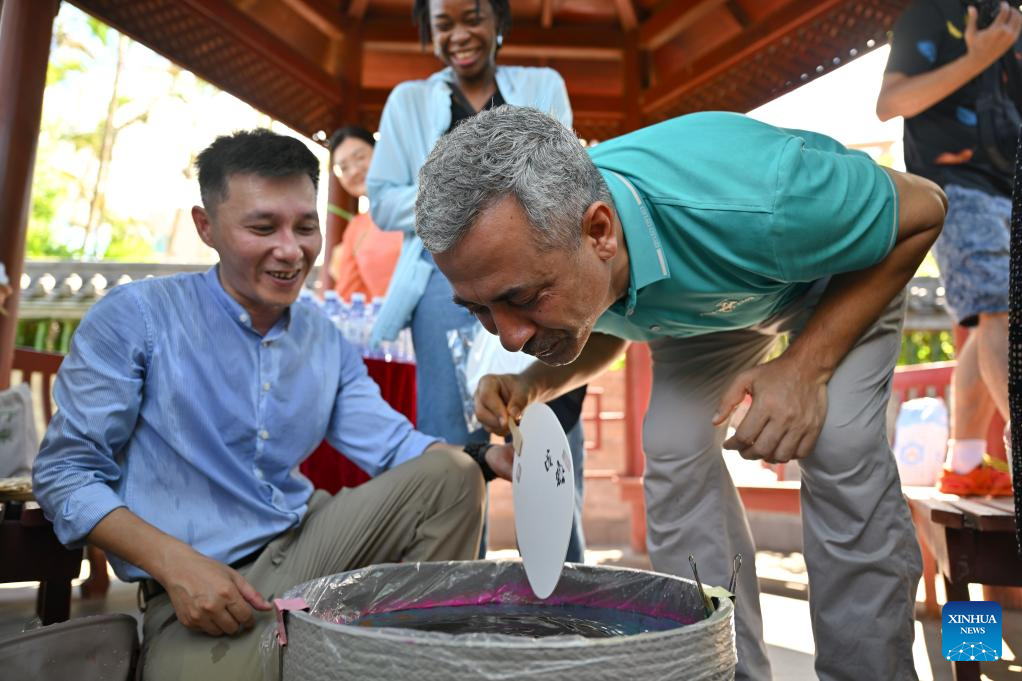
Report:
350,293,367,356
399,328,415,363
892,397,948,486
322,290,342,326
369,297,386,360
337,298,351,342
297,287,318,309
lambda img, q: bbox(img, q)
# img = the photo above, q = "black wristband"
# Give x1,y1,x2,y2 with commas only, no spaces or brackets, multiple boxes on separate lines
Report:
464,442,497,483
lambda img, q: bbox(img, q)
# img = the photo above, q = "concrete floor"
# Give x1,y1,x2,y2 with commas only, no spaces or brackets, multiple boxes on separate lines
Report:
589,548,1022,680
2,550,1020,679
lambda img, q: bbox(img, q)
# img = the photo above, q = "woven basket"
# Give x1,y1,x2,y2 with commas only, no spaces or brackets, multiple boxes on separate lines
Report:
274,561,736,681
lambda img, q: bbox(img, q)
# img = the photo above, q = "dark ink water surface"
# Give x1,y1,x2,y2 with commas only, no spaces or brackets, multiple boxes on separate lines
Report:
352,604,686,638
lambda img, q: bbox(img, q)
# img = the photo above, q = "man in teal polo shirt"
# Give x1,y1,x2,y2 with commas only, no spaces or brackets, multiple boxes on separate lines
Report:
415,106,946,680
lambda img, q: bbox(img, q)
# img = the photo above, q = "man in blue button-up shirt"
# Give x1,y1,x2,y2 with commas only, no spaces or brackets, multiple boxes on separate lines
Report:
416,107,948,681
32,129,511,681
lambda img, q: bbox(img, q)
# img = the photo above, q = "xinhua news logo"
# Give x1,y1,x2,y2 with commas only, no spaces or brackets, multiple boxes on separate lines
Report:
942,601,1002,662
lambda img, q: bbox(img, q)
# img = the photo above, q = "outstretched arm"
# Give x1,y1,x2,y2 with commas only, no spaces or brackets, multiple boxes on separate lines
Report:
367,85,422,234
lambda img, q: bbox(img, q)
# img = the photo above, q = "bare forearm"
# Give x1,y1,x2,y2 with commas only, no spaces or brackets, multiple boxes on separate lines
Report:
786,169,945,377
524,332,628,403
786,229,939,377
877,57,989,120
87,507,192,584
878,6,1022,121
90,504,270,637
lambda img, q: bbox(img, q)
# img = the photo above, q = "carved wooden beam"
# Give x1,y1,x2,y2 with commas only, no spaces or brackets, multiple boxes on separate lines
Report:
69,0,345,137
362,21,624,60
279,0,345,39
614,0,638,31
725,0,751,28
541,0,554,29
359,88,624,117
570,93,626,117
347,0,369,20
641,0,850,114
621,31,642,133
639,0,727,51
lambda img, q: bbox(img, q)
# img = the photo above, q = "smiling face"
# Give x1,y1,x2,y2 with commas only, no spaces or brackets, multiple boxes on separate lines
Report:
331,136,373,198
433,195,621,366
429,0,499,84
193,172,321,334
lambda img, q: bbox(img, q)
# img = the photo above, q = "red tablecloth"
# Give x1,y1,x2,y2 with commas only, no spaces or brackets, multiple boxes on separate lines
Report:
299,358,416,493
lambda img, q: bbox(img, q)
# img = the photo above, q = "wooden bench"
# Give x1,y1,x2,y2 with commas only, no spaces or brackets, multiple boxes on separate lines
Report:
0,496,82,625
904,488,1019,681
0,348,82,624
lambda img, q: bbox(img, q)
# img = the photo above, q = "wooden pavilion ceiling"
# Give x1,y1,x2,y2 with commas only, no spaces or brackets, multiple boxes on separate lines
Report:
66,0,912,142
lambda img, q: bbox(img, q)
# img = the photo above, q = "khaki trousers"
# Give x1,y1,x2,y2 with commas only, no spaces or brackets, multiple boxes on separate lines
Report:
643,282,922,681
140,448,485,681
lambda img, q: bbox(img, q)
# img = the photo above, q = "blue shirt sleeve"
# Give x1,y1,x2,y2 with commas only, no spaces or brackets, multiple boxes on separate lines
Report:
31,286,149,547
325,339,438,477
543,69,573,129
367,83,427,235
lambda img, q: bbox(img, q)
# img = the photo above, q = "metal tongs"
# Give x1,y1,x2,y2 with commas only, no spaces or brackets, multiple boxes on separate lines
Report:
728,553,742,596
689,553,743,618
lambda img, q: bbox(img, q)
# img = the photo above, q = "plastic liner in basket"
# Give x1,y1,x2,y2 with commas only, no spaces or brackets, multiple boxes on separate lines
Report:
261,560,736,681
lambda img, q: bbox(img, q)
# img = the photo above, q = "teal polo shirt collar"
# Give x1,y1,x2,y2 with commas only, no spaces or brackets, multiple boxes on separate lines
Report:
601,169,671,316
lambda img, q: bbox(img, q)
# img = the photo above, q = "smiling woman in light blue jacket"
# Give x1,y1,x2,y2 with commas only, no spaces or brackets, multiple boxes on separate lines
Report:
367,0,583,560
367,0,571,443
368,62,571,352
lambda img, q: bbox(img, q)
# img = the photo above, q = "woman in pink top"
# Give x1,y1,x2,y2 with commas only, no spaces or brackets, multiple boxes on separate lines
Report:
328,126,403,302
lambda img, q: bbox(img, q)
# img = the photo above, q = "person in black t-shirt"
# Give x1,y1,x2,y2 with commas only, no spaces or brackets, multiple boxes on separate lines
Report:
878,0,1019,496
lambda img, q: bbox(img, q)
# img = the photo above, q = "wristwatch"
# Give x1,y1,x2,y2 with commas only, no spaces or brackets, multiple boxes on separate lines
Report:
463,442,497,482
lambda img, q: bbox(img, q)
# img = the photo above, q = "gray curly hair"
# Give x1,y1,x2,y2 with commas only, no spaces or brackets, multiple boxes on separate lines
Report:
415,106,612,253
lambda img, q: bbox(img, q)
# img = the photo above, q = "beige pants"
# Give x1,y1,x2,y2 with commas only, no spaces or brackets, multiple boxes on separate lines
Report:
139,448,485,681
643,282,922,681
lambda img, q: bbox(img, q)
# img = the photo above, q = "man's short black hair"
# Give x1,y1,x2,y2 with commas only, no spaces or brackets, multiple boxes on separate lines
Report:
327,126,376,154
412,0,511,47
196,129,320,214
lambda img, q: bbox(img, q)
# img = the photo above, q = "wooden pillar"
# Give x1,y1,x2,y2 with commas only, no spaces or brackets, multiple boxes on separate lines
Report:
624,343,652,477
618,14,648,480
320,173,347,297
0,0,60,389
615,4,651,557
621,29,642,134
318,24,362,297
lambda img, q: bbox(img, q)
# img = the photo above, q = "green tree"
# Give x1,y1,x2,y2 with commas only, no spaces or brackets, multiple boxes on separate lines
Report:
102,215,158,262
26,155,76,258
30,13,151,261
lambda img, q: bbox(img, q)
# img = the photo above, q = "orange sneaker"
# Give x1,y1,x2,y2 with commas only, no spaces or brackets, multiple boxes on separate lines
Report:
937,464,1010,496
987,470,1013,497
982,454,1013,497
